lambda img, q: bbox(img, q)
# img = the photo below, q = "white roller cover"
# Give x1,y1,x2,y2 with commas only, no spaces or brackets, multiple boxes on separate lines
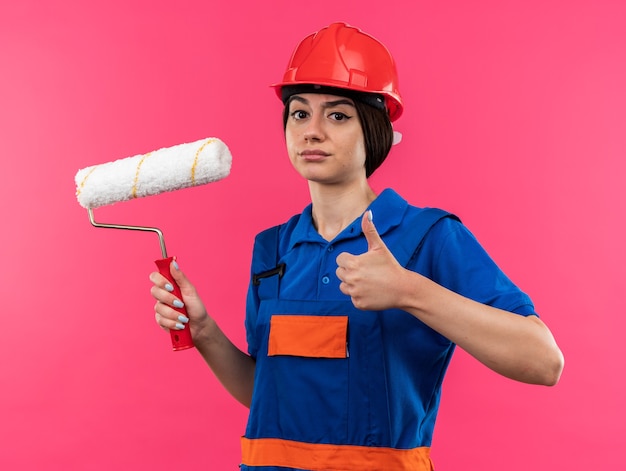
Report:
75,137,232,209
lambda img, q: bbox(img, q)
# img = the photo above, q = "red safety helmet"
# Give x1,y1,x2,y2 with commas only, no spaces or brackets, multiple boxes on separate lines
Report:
272,22,404,121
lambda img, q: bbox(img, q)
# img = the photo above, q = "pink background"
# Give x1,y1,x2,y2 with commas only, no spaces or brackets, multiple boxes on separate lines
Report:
1,1,624,469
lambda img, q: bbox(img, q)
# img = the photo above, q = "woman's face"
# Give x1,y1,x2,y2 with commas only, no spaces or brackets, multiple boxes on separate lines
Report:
285,93,367,186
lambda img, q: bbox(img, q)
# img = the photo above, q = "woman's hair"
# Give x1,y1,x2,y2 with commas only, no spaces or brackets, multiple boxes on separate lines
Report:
282,92,394,178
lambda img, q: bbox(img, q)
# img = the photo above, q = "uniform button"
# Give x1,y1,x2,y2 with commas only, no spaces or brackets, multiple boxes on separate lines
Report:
327,245,334,252
322,275,330,285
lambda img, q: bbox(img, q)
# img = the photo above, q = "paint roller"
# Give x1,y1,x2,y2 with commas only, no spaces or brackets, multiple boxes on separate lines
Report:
75,137,232,351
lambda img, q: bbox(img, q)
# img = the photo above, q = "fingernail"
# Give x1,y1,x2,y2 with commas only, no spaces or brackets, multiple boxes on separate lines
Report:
177,315,189,324
367,210,373,222
165,283,174,292
173,260,180,270
175,323,185,330
173,299,184,309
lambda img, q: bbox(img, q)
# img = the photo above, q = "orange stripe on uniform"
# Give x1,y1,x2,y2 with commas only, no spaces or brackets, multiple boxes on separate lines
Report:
241,437,434,471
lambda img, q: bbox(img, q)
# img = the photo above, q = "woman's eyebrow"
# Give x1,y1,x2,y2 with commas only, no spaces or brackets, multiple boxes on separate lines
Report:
323,99,355,109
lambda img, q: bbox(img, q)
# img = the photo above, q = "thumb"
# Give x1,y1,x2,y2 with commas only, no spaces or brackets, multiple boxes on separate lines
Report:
157,257,190,292
362,210,385,251
169,257,184,281
167,257,192,293
167,257,203,303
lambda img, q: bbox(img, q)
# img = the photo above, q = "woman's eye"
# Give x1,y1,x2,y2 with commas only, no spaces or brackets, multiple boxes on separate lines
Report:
291,110,308,120
330,112,350,121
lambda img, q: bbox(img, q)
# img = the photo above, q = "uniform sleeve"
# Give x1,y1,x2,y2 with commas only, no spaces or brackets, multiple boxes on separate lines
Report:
420,217,537,316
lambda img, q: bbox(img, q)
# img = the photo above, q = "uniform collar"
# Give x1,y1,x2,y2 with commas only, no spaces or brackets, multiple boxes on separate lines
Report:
288,188,408,250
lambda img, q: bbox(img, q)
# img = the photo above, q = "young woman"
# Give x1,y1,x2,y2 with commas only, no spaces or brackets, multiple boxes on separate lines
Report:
150,22,564,471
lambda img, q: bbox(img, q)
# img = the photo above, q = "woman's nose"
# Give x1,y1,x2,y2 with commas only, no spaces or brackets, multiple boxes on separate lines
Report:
303,114,324,141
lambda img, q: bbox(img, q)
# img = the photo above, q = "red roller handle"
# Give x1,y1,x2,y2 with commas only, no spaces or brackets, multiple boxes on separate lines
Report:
154,256,195,351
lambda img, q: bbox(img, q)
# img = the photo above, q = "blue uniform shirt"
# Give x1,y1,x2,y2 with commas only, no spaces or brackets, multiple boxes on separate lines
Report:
242,188,535,470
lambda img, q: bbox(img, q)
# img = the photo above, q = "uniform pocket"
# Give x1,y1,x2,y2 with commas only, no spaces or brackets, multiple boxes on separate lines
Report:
268,315,348,358
248,302,353,444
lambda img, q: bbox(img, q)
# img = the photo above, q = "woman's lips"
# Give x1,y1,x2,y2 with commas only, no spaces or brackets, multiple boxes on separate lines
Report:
300,150,330,161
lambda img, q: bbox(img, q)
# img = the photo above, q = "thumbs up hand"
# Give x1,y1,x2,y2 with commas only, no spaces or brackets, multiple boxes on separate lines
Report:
336,210,409,311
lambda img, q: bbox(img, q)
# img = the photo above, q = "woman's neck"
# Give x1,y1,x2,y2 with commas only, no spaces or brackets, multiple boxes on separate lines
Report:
308,180,377,241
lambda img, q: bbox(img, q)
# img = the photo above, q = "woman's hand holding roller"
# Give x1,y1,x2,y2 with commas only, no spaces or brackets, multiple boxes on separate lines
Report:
150,259,215,343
